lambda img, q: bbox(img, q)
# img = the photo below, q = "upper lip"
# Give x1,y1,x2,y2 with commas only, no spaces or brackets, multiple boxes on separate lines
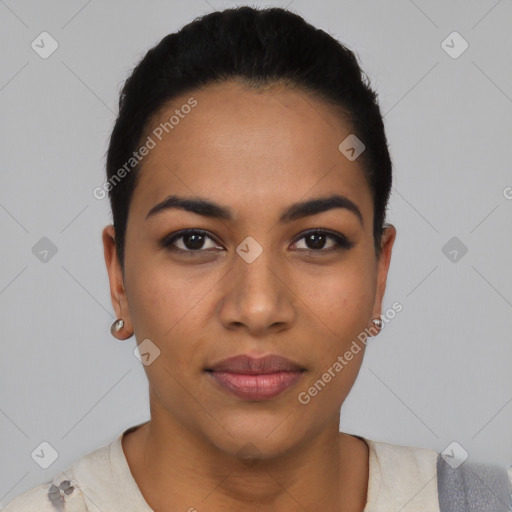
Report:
206,354,305,374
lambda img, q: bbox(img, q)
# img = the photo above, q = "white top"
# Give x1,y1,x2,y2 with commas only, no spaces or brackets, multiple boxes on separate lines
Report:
2,423,442,511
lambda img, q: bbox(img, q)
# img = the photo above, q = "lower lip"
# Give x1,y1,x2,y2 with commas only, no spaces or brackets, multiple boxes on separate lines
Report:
207,371,304,400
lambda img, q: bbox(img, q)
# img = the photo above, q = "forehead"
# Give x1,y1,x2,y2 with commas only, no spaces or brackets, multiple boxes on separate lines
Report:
130,81,373,224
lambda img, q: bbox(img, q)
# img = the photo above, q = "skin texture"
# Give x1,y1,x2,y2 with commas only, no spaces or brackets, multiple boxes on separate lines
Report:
103,79,396,512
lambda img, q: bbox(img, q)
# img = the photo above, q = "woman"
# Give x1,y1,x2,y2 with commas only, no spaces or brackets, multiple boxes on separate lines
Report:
4,6,511,512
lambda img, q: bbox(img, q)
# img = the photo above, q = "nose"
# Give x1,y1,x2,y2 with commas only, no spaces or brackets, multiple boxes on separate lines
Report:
218,248,296,337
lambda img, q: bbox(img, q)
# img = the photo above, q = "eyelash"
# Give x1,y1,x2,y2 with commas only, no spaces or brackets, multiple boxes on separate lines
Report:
160,228,354,255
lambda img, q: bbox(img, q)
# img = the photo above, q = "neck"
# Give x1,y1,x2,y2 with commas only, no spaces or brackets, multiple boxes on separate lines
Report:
123,413,368,512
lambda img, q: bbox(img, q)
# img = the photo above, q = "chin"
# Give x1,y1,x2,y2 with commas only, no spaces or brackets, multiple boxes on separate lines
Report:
204,413,308,461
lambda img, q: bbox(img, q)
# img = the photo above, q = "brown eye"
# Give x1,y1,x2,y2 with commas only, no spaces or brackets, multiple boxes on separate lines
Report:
161,229,223,253
292,230,354,252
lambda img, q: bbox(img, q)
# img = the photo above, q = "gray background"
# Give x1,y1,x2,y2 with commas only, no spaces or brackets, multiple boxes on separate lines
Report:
1,0,511,504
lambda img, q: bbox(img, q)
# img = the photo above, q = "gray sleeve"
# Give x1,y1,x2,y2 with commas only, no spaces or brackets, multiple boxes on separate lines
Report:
436,454,512,512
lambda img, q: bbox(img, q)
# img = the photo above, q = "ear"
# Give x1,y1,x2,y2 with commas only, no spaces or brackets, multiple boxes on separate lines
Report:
102,225,133,340
370,224,397,324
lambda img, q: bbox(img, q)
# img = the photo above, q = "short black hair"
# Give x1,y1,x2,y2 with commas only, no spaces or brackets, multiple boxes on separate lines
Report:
105,6,392,268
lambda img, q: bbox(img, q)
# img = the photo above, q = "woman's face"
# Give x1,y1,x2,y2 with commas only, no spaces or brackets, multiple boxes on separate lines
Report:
104,80,395,458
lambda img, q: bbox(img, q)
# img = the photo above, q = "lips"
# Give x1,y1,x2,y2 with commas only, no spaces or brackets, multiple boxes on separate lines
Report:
206,354,305,374
205,354,306,401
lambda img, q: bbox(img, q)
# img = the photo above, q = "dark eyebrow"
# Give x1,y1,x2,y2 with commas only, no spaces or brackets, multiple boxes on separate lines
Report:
145,194,363,226
280,194,363,225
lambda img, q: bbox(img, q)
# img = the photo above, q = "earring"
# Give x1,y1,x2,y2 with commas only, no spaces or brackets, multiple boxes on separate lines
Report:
372,318,383,329
110,318,124,337
370,317,383,337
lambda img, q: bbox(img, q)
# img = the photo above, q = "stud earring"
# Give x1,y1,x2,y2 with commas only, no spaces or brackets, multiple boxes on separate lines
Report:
110,318,124,337
372,318,383,329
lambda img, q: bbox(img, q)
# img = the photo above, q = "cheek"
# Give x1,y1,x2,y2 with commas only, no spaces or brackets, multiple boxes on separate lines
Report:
125,261,215,371
125,249,206,334
292,261,375,333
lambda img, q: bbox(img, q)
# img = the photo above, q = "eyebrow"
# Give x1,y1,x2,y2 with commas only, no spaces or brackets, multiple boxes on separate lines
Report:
145,193,363,226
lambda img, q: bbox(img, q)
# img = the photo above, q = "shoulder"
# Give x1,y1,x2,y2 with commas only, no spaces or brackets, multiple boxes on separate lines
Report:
366,437,439,475
1,470,87,511
2,440,114,512
363,437,512,512
436,452,512,511
2,480,53,511
363,437,440,511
